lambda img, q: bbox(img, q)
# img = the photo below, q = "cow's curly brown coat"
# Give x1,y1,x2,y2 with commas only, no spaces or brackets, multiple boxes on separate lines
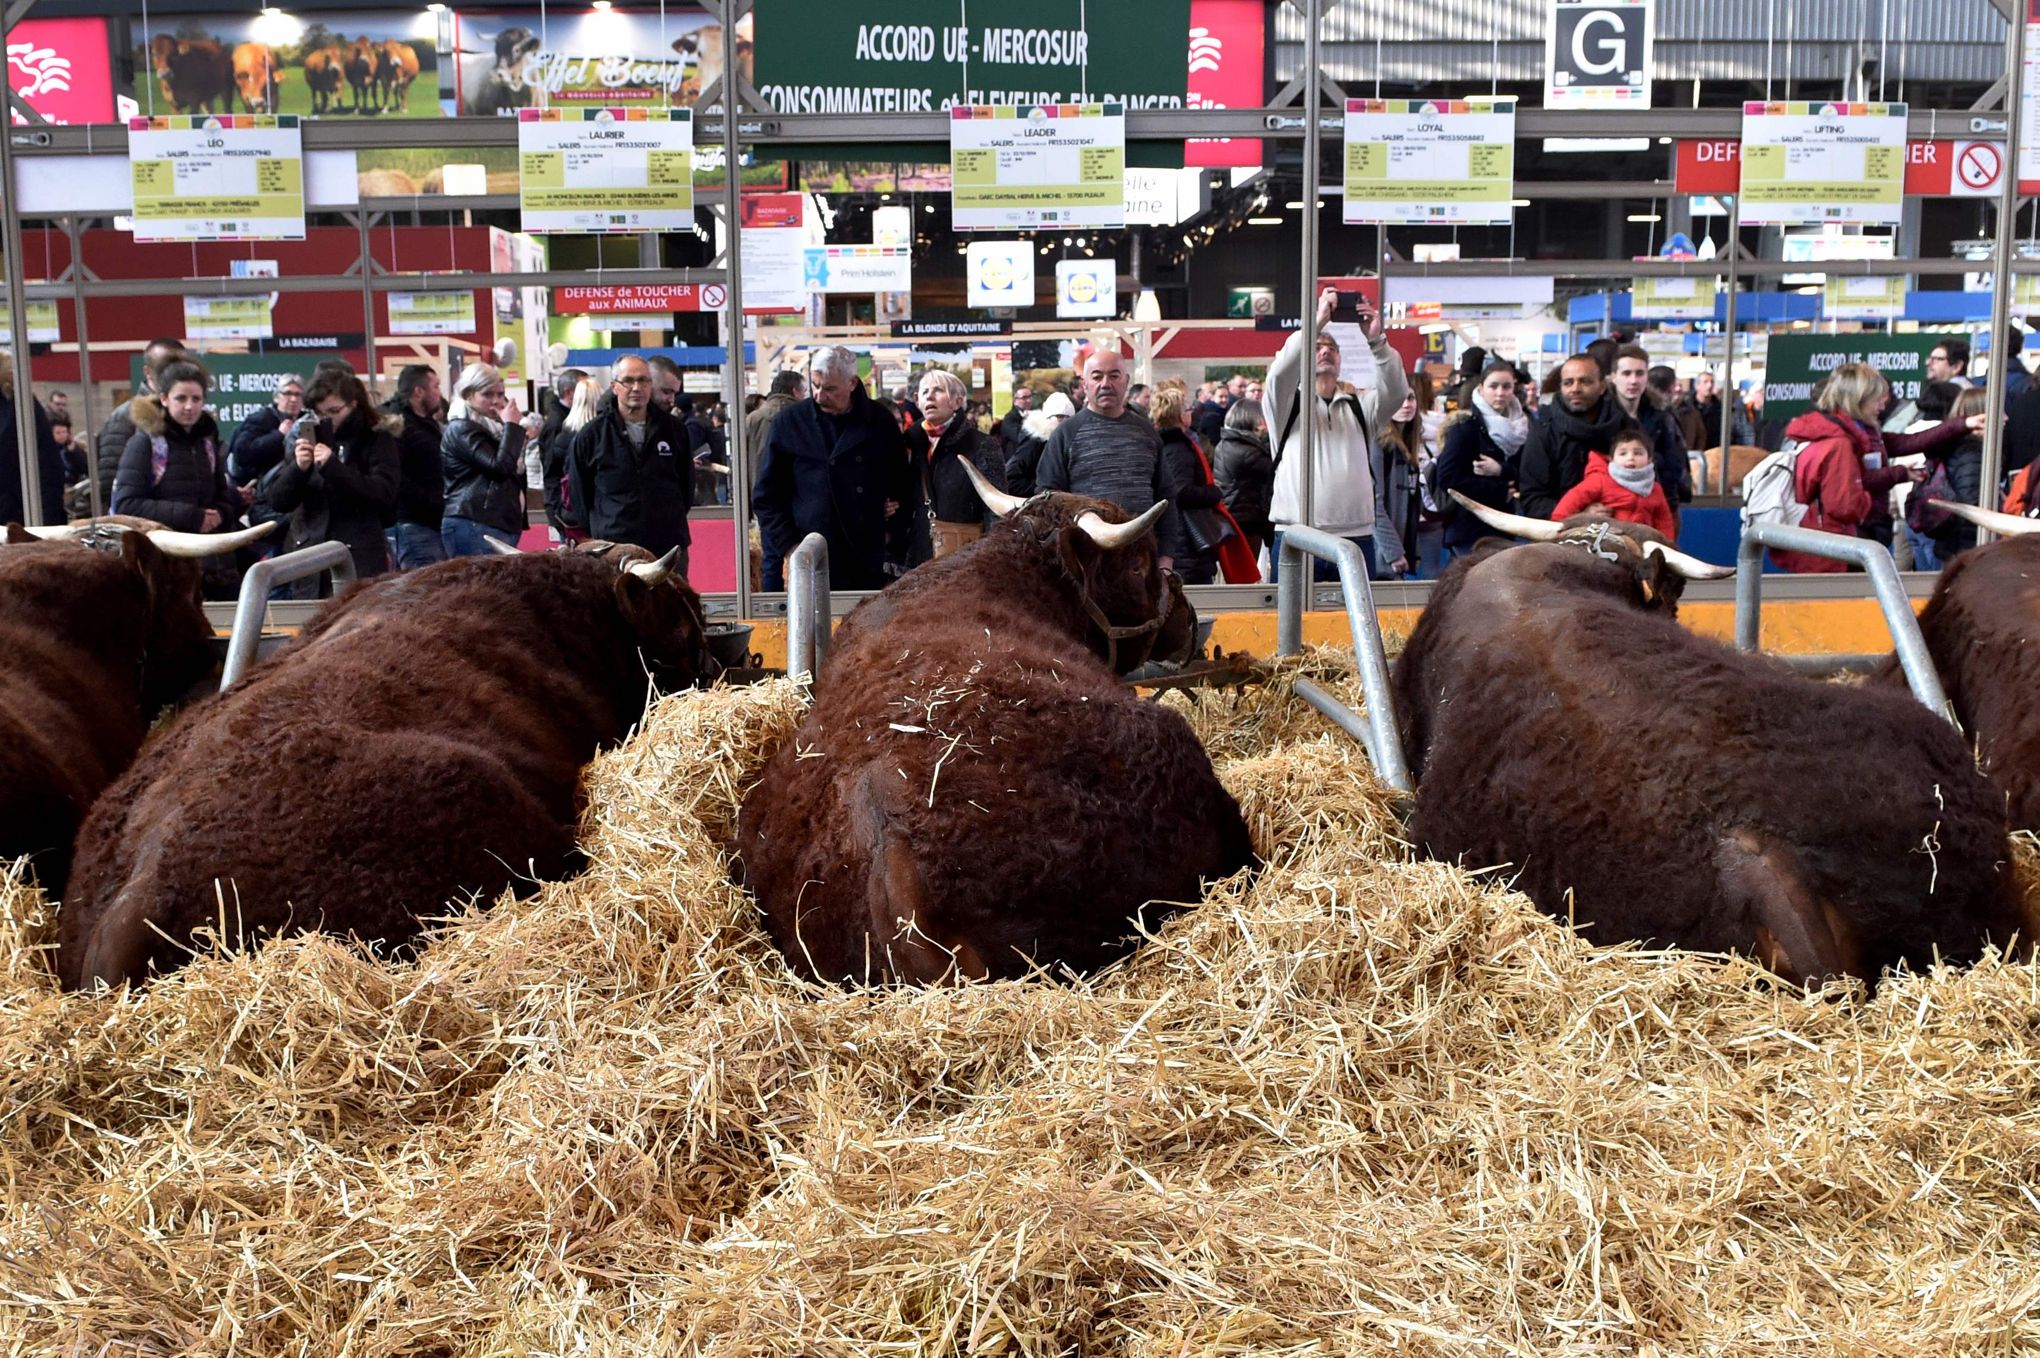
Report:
59,550,713,990
1393,522,2024,987
738,492,1254,986
0,525,215,895
1896,533,2040,832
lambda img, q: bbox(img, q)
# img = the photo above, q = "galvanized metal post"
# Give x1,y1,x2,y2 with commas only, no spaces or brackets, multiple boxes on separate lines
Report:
1718,198,1740,495
356,210,378,387
65,215,98,517
722,0,753,619
0,3,45,525
1981,6,2029,537
1295,0,1321,549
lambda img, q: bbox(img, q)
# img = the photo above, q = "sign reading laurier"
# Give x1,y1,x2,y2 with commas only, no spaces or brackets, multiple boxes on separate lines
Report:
518,107,693,234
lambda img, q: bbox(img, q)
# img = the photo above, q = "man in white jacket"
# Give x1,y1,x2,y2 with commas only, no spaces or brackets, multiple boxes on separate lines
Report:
1267,286,1409,580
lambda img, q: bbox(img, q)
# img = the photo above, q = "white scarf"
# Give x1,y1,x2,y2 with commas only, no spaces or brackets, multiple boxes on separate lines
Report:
1610,459,1657,497
1473,388,1529,454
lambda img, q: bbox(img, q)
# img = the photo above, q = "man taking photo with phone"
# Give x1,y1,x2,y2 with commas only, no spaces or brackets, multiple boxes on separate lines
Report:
1266,286,1410,581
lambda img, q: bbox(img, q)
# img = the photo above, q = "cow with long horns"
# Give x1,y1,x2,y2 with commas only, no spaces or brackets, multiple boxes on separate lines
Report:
59,547,715,990
1893,501,2040,832
1392,495,2026,988
737,462,1254,986
1,518,270,894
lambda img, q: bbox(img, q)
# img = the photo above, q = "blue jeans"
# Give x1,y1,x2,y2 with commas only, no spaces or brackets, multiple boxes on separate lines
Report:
387,521,449,571
441,516,517,558
1904,524,1943,573
1269,530,1377,582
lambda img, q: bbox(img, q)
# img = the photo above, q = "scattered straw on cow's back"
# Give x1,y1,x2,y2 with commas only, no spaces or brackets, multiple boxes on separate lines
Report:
4,656,2039,1353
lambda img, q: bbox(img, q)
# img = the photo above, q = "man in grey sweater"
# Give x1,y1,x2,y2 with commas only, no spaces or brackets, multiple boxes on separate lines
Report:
1033,348,1187,565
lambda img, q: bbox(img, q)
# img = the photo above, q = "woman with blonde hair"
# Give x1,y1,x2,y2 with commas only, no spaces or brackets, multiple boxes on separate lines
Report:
1770,361,1886,573
1152,381,1226,584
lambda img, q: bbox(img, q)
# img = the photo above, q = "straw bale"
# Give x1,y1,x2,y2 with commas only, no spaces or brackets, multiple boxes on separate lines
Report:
7,660,2040,1355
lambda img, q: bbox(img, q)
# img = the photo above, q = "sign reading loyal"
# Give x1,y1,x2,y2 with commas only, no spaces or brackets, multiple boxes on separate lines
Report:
1545,0,1652,109
518,108,692,234
1343,99,1515,225
951,104,1125,230
1738,102,1907,226
751,0,1191,113
127,115,304,243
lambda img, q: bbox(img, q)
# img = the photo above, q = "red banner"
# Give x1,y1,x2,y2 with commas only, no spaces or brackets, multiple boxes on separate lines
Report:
1186,0,1263,169
555,284,705,314
7,18,115,125
1673,139,1741,195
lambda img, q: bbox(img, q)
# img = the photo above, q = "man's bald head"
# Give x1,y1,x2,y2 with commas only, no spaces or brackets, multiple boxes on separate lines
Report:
1081,348,1129,417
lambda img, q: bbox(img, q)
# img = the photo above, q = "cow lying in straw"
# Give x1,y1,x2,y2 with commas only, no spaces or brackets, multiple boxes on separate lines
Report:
1,518,270,894
60,547,715,990
1891,501,2040,833
738,463,1254,985
1391,495,2027,988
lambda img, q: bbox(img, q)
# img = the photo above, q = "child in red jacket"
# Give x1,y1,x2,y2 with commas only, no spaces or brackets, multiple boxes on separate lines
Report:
1551,427,1677,539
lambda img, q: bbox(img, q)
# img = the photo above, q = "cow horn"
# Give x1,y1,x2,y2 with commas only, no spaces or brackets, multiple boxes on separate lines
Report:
144,521,278,558
625,546,684,584
1076,500,1167,550
1642,539,1735,580
14,524,86,540
1447,490,1564,542
1927,499,2040,537
483,535,523,555
961,456,1026,519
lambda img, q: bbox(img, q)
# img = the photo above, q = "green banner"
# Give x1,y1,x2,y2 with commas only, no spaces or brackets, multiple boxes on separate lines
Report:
131,352,318,445
1761,333,1942,424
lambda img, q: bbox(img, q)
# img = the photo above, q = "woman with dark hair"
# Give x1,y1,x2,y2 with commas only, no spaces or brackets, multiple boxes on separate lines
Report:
1435,362,1528,559
112,357,244,534
265,368,401,590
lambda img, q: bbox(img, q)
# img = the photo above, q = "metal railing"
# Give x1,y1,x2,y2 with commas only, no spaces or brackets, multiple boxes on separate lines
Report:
1735,523,1953,723
219,542,356,692
785,533,832,683
1274,525,1412,795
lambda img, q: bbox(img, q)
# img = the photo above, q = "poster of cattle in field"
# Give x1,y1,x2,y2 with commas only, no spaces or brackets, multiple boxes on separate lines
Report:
132,11,437,119
449,9,724,116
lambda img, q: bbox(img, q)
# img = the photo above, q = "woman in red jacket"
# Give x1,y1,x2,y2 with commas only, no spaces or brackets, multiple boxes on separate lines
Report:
1551,427,1677,538
1771,363,1885,574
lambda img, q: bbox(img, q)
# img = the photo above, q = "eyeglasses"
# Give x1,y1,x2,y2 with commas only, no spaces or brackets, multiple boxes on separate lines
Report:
615,376,653,387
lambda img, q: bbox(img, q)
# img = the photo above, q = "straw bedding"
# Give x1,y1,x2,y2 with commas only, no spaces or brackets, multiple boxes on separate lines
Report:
5,652,2040,1355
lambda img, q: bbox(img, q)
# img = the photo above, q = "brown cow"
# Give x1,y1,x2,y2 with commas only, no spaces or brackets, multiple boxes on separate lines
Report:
229,42,285,114
0,519,269,894
147,35,234,114
302,45,346,115
1392,496,2027,989
376,39,421,112
1892,502,2040,831
59,548,715,991
737,464,1253,986
343,37,381,113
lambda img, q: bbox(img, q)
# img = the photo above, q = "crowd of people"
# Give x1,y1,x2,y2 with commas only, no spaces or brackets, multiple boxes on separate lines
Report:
8,311,2039,593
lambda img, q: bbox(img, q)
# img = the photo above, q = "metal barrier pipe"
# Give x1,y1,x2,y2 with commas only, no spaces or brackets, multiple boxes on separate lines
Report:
1734,522,1951,721
1273,524,1411,795
220,541,356,691
785,532,830,682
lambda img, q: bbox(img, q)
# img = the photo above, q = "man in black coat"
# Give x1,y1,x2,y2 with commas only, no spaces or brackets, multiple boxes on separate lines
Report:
537,367,586,535
565,355,693,573
95,337,185,509
387,364,447,569
996,383,1033,454
1517,355,1629,518
753,345,917,591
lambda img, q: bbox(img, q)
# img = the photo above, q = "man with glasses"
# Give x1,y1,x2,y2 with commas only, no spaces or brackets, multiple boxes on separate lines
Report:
566,354,693,574
1927,339,1972,390
1034,347,1184,569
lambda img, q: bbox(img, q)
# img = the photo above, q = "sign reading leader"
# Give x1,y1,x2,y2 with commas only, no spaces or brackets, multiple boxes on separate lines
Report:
1545,0,1653,110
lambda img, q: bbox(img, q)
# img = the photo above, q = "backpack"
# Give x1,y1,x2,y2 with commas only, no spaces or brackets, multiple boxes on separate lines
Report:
1738,437,1811,533
1274,389,1367,471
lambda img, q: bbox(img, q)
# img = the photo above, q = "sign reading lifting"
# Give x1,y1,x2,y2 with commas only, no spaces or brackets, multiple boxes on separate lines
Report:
950,103,1125,231
1342,98,1515,225
1544,0,1653,110
1738,101,1907,226
127,114,305,243
517,107,692,235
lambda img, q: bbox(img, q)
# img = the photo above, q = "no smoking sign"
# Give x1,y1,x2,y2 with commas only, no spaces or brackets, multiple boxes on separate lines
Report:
1956,141,2002,195
701,283,728,309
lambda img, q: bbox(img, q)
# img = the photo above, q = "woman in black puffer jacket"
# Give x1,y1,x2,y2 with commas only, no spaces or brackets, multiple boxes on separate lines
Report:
440,363,533,556
112,358,244,534
1153,384,1223,585
1212,397,1274,561
265,368,401,591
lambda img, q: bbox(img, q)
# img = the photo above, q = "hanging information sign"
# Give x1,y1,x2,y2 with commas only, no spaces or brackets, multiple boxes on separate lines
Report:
801,245,913,293
127,114,305,242
1821,275,1907,321
0,301,61,345
182,295,275,340
1342,98,1515,225
740,193,808,313
387,291,479,335
950,103,1125,231
517,108,693,234
1629,275,1717,319
1737,101,1907,226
